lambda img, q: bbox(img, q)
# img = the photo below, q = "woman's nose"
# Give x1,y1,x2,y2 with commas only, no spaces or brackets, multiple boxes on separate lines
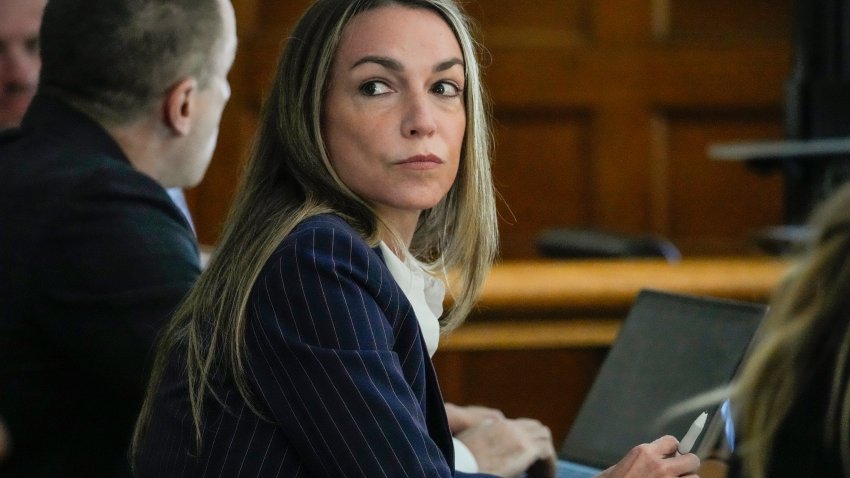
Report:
400,93,437,138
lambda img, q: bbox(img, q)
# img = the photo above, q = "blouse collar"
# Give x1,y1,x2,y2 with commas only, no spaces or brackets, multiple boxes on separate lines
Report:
378,241,445,357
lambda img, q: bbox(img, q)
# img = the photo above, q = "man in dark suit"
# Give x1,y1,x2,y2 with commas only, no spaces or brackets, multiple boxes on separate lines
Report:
0,0,237,475
0,0,47,460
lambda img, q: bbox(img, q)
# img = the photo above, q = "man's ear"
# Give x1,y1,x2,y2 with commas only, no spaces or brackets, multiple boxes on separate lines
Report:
163,78,198,136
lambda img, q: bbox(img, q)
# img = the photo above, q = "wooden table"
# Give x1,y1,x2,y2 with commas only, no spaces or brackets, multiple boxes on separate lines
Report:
454,257,787,318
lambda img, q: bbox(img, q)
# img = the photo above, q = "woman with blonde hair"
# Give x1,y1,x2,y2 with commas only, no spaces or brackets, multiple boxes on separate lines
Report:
132,1,701,476
726,182,850,478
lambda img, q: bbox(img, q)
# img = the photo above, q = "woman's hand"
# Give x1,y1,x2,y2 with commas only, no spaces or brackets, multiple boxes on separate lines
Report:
444,402,504,434
455,416,556,478
596,435,701,478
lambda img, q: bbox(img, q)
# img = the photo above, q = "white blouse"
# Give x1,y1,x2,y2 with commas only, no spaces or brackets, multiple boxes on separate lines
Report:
378,241,444,357
378,242,479,473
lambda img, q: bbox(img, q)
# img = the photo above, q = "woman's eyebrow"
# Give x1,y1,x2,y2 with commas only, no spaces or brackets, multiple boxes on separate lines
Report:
350,56,465,73
434,58,464,72
351,56,403,71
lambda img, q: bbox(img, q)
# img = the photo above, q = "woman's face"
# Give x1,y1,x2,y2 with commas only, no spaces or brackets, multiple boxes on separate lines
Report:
323,4,466,240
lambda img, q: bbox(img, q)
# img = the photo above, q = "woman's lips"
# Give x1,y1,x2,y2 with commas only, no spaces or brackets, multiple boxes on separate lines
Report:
396,154,443,169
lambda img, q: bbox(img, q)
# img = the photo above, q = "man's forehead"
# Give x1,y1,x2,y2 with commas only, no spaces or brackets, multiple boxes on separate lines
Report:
0,0,46,37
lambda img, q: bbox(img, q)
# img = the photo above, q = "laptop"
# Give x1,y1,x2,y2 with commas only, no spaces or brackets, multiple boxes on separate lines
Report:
556,289,767,478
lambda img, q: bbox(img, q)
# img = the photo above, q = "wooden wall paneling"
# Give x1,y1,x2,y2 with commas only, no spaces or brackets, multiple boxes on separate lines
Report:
242,32,284,109
590,102,654,233
464,0,592,48
492,110,593,258
658,0,792,44
645,0,791,254
433,347,610,446
231,0,260,36
250,0,313,32
243,0,315,107
649,116,672,233
659,111,785,254
649,47,791,107
484,47,653,258
595,0,654,42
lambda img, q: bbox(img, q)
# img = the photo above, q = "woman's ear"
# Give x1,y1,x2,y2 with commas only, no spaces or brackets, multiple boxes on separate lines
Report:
163,77,198,136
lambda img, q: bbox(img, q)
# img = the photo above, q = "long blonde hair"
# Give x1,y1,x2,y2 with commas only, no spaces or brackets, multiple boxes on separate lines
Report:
732,183,850,477
133,0,497,452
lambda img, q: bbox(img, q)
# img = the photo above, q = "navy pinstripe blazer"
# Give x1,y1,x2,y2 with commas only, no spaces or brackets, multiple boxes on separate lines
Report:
135,214,495,477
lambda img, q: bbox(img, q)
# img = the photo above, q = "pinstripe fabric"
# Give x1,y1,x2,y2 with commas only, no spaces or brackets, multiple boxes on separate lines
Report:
135,214,495,477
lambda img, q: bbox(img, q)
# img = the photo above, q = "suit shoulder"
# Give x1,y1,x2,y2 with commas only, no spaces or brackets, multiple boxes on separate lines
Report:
282,214,371,252
264,213,381,281
1,139,159,207
291,213,359,235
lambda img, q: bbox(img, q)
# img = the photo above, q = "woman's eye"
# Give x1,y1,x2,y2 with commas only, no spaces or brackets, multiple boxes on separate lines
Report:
360,80,392,96
432,81,462,97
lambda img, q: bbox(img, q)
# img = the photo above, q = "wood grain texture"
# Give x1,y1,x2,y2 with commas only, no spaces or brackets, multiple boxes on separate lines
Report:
456,257,788,317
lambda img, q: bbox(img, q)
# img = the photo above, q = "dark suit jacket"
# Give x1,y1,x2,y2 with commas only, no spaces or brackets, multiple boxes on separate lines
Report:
135,214,495,477
0,95,200,477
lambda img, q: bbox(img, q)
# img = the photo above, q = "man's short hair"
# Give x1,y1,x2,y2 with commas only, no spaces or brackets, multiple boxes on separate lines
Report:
39,0,224,125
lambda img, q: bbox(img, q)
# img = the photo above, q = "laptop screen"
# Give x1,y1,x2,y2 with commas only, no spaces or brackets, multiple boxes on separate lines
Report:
559,289,766,468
